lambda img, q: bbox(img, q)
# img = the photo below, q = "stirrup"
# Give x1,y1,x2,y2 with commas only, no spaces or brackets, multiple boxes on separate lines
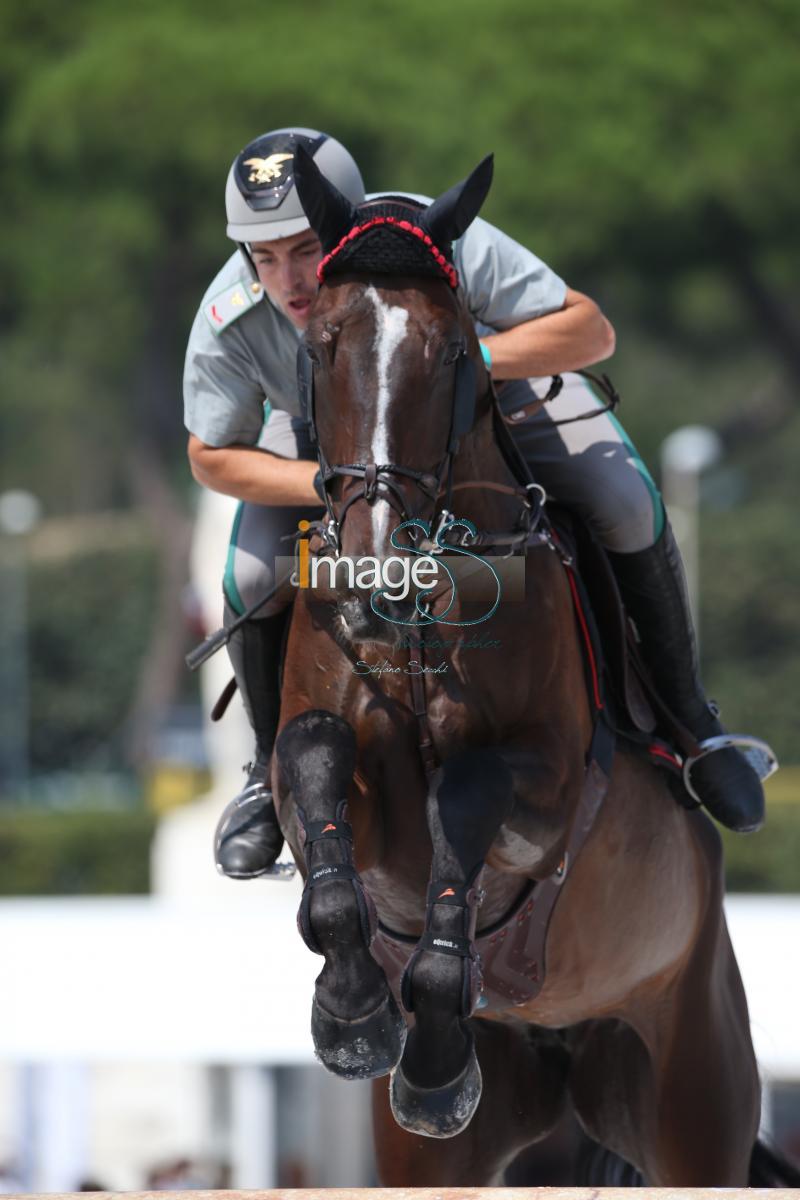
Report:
216,859,297,881
251,861,297,880
682,734,779,806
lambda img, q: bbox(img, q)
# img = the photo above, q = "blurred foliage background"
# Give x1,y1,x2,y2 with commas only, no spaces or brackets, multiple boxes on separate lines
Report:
0,0,797,890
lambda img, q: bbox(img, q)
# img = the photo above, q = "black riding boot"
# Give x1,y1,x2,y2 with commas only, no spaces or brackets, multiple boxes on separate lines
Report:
213,603,293,878
607,521,765,833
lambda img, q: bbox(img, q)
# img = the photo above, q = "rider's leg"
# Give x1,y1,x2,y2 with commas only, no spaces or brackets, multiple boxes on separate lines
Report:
213,599,291,878
605,520,764,831
214,410,322,878
500,373,764,832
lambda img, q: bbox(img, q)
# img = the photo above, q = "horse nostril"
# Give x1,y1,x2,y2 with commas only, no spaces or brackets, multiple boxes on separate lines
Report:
337,592,417,641
338,593,381,634
370,594,418,624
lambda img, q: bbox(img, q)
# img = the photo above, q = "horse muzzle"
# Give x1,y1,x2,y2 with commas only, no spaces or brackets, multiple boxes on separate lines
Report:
337,592,420,646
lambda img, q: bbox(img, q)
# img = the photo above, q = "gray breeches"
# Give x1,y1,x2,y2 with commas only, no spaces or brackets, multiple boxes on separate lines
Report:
224,372,663,617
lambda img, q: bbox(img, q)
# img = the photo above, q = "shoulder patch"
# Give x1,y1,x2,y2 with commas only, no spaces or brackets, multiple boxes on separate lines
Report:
203,279,265,335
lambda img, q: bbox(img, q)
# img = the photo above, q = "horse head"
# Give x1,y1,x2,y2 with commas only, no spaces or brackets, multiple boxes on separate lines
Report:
295,148,496,643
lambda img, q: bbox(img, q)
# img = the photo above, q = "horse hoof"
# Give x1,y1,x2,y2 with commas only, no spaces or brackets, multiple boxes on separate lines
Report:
311,991,407,1080
389,1040,482,1138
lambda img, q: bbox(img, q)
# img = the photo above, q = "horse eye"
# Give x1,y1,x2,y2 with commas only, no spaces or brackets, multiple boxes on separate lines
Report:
443,343,463,365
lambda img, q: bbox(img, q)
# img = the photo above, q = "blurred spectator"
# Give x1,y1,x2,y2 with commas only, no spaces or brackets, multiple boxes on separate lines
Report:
144,1156,225,1190
0,1162,24,1194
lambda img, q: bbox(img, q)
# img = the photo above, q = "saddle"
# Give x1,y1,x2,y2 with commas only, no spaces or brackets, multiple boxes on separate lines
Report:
547,508,696,796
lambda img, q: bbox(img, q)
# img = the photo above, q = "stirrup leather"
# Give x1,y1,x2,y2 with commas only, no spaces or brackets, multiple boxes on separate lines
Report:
682,734,778,806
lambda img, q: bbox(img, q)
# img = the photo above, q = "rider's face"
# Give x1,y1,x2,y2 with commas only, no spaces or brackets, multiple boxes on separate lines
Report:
250,230,322,329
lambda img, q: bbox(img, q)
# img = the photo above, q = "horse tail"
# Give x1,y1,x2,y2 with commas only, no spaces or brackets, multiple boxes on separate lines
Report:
749,1137,800,1187
574,1132,645,1186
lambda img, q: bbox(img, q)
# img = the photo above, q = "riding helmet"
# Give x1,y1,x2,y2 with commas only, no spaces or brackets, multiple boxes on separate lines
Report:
225,127,365,243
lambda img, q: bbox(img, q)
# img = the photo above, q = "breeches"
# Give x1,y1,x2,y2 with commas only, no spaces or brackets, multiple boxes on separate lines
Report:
224,372,664,617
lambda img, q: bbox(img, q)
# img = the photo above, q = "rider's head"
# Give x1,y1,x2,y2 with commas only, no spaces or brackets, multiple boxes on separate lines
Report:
226,127,365,328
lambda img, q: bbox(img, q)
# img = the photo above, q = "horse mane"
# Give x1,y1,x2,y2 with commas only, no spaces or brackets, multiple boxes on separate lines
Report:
317,194,459,288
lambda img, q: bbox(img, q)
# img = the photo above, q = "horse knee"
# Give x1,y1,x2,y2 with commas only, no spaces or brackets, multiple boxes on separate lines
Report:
433,749,513,872
276,710,356,801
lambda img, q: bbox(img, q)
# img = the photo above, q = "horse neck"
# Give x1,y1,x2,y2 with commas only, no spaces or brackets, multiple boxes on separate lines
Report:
448,406,525,527
454,401,595,819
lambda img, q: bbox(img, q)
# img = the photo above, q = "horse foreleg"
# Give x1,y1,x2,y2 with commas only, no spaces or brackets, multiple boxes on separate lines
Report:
275,709,406,1080
375,1018,570,1183
391,747,513,1137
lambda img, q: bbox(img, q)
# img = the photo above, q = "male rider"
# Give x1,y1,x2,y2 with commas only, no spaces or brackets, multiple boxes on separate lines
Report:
184,127,765,880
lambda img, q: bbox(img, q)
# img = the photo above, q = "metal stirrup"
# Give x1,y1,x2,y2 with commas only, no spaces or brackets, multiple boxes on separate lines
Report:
682,734,779,806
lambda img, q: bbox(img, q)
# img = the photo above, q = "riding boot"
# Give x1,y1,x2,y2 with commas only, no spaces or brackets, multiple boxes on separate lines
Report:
607,521,765,833
213,603,293,878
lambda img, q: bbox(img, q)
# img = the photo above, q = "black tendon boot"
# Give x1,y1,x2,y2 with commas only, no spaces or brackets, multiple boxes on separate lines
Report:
608,522,766,833
213,604,294,878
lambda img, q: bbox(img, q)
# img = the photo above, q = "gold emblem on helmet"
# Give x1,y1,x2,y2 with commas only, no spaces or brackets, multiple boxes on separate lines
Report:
243,153,294,185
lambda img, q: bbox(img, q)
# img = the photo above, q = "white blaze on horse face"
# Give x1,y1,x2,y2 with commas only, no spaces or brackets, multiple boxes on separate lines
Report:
366,285,409,545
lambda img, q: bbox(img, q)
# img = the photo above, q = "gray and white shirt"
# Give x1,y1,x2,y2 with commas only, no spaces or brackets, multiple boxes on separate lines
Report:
183,208,566,448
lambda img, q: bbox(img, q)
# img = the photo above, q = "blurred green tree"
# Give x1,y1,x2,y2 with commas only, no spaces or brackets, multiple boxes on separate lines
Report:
0,0,797,767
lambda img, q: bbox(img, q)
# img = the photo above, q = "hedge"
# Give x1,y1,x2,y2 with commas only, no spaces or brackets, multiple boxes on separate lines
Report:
0,771,796,896
0,808,155,895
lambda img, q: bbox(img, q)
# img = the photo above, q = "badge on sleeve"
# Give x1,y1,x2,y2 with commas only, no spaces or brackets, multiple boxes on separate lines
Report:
203,279,264,335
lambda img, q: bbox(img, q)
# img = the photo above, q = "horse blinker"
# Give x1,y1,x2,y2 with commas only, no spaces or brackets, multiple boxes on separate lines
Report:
448,348,477,454
296,341,317,444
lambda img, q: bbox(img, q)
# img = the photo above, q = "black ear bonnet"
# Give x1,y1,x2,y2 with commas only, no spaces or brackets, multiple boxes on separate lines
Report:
293,148,494,290
317,196,459,285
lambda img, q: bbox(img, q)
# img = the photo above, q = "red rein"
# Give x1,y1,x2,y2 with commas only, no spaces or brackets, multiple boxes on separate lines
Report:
317,217,459,289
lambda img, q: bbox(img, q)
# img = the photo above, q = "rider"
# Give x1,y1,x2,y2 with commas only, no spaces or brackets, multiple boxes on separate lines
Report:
184,126,766,879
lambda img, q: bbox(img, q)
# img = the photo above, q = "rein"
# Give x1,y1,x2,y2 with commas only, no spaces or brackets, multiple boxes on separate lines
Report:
501,370,620,428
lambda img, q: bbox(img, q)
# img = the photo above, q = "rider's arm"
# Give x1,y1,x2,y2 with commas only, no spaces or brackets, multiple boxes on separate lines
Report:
480,287,615,379
187,435,320,506
185,261,320,504
456,218,615,377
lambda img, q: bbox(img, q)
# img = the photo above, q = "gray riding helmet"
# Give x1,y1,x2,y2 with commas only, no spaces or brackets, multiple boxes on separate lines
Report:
225,127,365,243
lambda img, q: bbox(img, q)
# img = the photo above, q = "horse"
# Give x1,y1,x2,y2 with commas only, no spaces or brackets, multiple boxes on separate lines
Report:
270,147,770,1186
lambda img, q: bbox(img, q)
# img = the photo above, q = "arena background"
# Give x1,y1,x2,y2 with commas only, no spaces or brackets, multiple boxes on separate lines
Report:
0,0,798,1189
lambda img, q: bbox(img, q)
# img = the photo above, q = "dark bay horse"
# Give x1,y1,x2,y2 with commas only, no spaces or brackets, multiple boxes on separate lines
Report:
272,149,765,1185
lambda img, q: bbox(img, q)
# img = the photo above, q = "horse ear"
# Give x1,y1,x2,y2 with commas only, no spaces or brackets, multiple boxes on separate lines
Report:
293,144,358,252
420,154,494,247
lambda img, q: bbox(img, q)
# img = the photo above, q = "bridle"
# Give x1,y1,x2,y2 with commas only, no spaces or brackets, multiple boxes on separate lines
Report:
297,322,549,561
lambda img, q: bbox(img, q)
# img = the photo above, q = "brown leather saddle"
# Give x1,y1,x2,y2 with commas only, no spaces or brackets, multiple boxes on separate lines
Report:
549,509,702,790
